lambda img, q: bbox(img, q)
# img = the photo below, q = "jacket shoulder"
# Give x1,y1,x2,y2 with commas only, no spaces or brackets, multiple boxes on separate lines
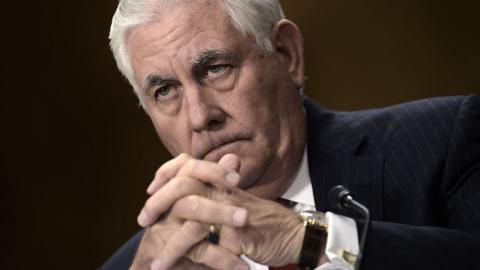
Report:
304,95,475,155
345,96,472,152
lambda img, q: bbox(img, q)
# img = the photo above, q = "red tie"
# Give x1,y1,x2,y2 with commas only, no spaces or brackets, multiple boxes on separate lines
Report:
270,265,298,270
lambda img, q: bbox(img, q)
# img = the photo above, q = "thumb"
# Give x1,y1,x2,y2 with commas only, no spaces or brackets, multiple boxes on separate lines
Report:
218,153,241,172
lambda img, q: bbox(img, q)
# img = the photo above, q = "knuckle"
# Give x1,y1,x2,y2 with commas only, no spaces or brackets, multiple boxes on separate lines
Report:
172,195,201,219
177,153,191,162
186,195,201,214
160,241,177,257
172,176,198,194
144,200,154,213
169,177,185,190
149,223,164,235
183,159,198,174
143,197,164,215
153,166,164,179
175,195,200,216
183,221,205,239
195,245,234,270
176,153,193,166
189,242,208,262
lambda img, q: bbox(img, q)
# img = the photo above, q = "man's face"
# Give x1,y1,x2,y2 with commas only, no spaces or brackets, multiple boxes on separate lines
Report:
127,0,305,198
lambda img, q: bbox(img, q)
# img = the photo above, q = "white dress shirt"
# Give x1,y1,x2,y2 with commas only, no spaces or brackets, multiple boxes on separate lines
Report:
242,148,359,270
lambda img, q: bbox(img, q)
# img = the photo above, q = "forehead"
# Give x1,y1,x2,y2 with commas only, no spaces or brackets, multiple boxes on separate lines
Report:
126,0,250,79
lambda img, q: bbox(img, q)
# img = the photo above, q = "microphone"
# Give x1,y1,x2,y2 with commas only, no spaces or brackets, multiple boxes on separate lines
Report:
328,185,370,270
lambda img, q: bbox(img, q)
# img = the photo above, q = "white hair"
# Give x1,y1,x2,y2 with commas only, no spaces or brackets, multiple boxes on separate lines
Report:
108,0,285,96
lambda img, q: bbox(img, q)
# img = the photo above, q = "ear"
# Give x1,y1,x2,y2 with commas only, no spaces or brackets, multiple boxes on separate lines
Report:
271,19,305,89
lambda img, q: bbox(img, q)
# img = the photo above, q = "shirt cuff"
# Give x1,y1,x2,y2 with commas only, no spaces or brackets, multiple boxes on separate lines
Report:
315,212,359,270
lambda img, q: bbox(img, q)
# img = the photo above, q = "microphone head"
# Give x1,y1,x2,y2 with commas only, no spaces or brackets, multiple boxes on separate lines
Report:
328,185,351,210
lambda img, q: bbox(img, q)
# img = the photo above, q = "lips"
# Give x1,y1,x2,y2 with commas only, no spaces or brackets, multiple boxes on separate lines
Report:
197,133,251,161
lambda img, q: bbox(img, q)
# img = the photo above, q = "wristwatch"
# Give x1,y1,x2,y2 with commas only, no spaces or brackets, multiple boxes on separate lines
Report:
298,210,328,270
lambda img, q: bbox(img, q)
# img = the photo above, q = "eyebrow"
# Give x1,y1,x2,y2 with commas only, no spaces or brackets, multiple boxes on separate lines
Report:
191,49,237,71
141,49,238,95
143,74,175,96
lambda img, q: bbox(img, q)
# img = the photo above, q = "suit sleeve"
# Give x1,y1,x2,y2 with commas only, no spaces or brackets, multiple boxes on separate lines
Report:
361,95,480,269
99,230,144,270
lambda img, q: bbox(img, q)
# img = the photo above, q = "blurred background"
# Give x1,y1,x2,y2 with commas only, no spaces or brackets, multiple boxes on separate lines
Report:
1,0,479,269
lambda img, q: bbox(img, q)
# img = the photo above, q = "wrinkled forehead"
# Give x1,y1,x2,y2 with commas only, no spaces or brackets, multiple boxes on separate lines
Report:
128,2,243,65
126,1,255,87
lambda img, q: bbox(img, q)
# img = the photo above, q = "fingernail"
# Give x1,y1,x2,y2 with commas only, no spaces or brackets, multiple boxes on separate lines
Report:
234,264,249,270
233,208,248,226
137,210,148,227
147,179,158,194
150,259,163,270
226,172,240,185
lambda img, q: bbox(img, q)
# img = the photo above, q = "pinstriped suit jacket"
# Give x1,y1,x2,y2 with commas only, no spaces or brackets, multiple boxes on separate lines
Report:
101,95,480,270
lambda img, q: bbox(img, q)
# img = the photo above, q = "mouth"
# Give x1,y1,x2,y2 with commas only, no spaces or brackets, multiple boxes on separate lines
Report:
200,137,250,161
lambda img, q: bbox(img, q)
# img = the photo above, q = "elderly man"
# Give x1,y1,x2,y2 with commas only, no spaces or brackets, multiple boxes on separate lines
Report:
102,0,480,269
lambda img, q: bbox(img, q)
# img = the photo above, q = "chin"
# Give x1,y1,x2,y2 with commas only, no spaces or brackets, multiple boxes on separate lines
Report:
242,183,281,200
236,151,280,196
238,169,280,200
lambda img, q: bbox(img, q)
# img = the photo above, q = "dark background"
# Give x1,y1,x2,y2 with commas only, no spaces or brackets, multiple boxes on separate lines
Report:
1,1,479,269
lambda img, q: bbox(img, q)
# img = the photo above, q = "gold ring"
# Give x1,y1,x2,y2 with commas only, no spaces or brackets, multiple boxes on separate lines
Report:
206,224,219,244
208,224,218,234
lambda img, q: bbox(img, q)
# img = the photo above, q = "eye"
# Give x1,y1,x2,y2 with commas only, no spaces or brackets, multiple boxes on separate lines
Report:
208,64,227,74
153,85,178,102
206,64,232,80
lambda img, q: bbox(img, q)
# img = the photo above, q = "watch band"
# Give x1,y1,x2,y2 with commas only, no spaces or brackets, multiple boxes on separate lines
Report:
298,211,328,270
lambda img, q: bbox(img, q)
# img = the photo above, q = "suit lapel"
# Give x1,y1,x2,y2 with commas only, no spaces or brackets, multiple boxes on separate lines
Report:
305,98,385,220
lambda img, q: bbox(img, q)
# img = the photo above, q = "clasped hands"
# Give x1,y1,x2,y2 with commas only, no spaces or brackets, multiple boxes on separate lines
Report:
129,153,305,270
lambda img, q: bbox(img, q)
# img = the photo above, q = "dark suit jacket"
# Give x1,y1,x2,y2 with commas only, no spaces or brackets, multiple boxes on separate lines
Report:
102,95,480,270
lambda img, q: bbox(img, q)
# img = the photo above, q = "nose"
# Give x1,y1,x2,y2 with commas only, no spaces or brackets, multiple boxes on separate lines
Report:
184,85,226,132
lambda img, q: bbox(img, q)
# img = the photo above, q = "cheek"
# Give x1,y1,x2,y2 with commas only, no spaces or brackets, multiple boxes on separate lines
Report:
149,111,190,156
230,66,284,130
245,80,282,127
231,93,282,153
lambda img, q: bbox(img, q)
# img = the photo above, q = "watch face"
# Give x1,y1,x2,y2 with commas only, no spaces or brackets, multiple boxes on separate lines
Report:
303,210,325,219
300,211,327,229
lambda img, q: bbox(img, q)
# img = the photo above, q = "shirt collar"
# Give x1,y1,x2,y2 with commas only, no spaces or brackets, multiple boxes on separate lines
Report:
280,146,316,207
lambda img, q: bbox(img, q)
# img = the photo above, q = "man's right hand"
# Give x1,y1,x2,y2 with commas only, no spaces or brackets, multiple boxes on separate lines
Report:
129,154,250,270
130,153,309,270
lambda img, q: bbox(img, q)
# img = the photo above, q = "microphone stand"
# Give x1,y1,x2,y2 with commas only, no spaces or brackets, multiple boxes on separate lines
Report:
328,185,371,270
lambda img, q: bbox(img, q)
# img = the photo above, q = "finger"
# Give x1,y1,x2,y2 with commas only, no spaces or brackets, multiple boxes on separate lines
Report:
218,153,241,172
148,155,240,195
139,176,206,227
170,259,212,270
217,224,244,255
147,153,192,195
188,242,249,270
171,195,248,227
176,158,240,187
150,220,207,270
